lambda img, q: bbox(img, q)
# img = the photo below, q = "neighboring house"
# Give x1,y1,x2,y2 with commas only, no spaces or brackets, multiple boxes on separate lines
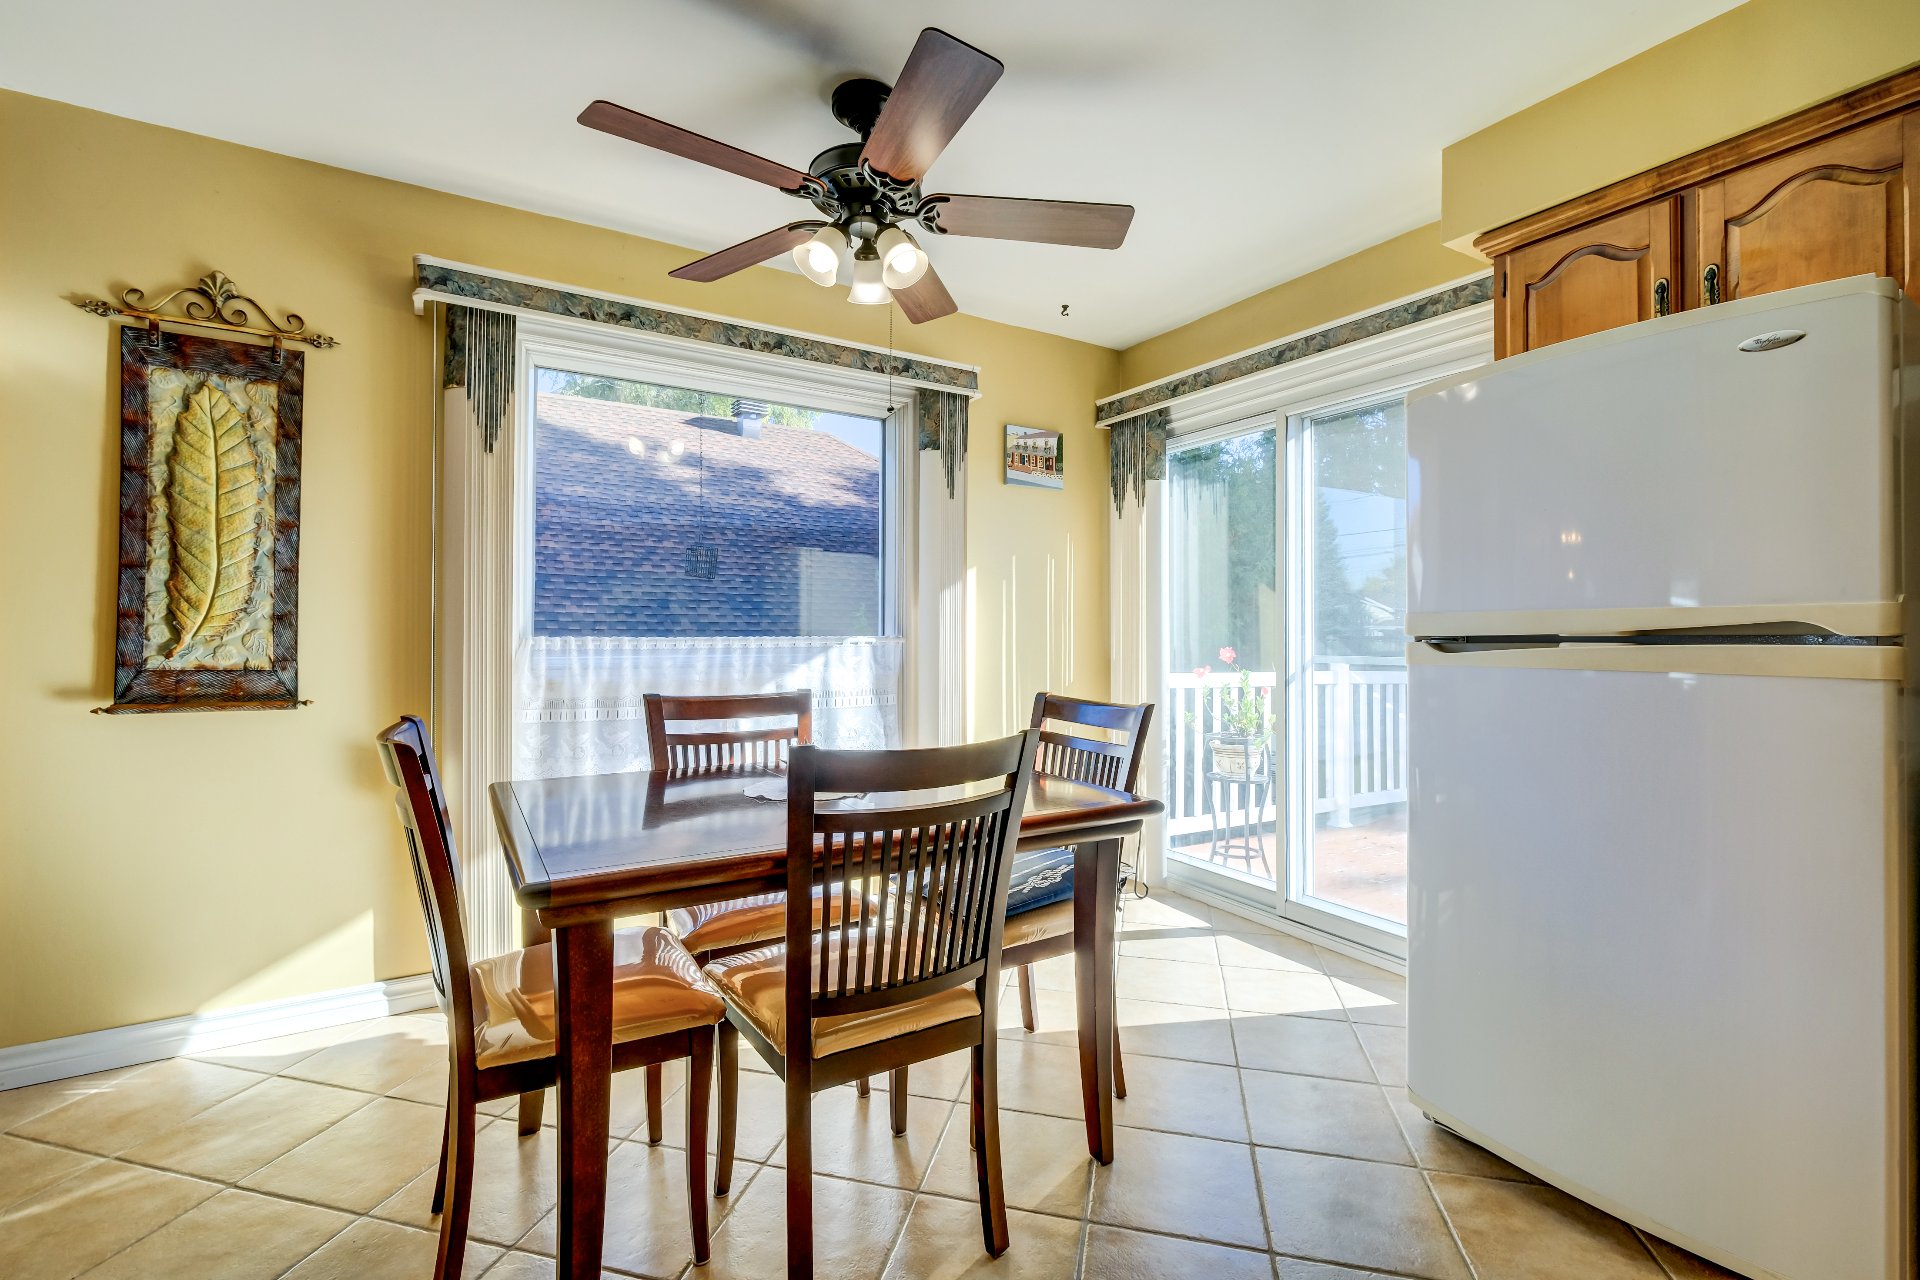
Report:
534,393,880,638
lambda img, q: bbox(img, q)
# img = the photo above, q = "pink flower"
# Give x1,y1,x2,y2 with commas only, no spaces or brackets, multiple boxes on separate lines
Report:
1218,646,1237,665
1192,665,1212,678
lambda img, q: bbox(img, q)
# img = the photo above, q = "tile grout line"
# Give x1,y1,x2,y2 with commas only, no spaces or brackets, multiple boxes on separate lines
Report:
1632,1225,1686,1279
1072,1143,1097,1280
1233,1031,1277,1257
1419,1167,1483,1280
873,1092,962,1279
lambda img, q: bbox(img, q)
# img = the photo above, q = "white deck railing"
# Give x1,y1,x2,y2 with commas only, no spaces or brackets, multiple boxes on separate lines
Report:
1164,659,1408,837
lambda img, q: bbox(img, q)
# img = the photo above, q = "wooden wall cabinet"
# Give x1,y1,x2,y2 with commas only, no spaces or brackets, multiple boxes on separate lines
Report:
1481,68,1920,358
1496,199,1678,356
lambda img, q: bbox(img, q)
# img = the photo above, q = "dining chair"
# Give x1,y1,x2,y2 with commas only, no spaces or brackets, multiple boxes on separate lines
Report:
902,692,1155,1102
706,730,1040,1279
643,689,878,1131
377,716,727,1280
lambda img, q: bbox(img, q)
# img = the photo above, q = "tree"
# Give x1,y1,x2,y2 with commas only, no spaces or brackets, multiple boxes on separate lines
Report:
1313,487,1372,656
536,369,817,427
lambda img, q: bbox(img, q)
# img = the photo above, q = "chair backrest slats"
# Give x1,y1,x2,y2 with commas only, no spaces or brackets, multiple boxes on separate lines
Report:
376,716,475,1046
783,732,1037,1035
644,690,812,774
1030,692,1155,791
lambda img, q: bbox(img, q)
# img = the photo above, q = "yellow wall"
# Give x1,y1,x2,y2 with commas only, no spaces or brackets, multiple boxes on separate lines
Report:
1115,223,1481,390
0,89,1118,1049
1440,0,1920,251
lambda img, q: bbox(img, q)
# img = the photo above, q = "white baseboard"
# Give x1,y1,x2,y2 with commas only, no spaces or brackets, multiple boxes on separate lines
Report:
0,974,440,1091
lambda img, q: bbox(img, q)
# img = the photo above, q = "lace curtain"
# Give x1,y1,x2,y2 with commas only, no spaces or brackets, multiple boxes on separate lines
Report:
514,634,904,779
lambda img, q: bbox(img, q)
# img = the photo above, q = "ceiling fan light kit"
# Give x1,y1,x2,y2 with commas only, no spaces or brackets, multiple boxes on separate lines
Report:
875,225,928,289
848,245,889,306
579,27,1134,323
793,224,846,285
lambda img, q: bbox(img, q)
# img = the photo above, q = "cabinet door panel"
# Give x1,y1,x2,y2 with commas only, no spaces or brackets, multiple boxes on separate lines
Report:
1498,199,1677,356
1701,114,1915,301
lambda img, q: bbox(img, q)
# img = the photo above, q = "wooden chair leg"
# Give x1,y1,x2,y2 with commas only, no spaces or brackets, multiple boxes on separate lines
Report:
644,1061,665,1145
516,1088,545,1136
1112,1021,1128,1100
971,1037,1010,1256
856,1076,870,1097
785,1066,816,1280
686,1029,713,1265
715,1021,738,1197
1017,964,1037,1032
431,1083,452,1214
432,1092,476,1280
889,1067,908,1136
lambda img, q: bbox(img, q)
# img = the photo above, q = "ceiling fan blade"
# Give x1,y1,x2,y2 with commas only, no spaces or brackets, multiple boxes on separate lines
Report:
920,194,1134,249
669,222,825,282
860,28,1003,183
579,100,812,192
894,263,958,324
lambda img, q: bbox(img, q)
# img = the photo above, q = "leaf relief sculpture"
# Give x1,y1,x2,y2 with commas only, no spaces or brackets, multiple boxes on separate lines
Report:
165,381,262,657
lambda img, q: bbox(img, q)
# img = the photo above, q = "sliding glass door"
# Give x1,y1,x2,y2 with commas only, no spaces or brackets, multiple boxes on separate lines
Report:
1282,394,1409,945
1163,418,1280,890
1161,394,1412,957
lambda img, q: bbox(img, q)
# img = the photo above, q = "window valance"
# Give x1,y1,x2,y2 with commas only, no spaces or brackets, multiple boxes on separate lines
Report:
413,256,979,396
1095,275,1492,430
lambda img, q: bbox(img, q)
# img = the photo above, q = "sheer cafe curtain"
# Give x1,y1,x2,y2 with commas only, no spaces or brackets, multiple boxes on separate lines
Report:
514,635,904,779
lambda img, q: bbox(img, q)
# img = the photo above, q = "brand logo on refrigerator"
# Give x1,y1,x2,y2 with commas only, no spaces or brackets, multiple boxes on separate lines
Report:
1736,330,1807,353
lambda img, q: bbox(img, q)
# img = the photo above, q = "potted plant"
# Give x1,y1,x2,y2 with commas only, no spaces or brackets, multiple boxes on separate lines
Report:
1191,647,1271,778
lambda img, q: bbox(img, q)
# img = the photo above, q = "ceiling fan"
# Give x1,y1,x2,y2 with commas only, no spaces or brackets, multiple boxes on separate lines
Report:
578,26,1135,323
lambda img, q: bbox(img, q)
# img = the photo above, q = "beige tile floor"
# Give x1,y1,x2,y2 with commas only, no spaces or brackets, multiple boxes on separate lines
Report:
0,891,1741,1280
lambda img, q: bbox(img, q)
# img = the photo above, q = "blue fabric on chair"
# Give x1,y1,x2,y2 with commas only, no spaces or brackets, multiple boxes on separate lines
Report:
1005,845,1076,916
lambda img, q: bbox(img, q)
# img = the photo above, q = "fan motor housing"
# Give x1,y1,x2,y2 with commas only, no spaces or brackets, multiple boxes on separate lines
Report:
829,77,891,137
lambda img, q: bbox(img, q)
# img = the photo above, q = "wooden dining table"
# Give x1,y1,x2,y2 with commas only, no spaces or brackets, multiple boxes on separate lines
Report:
490,765,1161,1280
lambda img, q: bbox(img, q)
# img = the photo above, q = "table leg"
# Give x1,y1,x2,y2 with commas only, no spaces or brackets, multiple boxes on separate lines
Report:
1074,837,1120,1164
553,918,613,1279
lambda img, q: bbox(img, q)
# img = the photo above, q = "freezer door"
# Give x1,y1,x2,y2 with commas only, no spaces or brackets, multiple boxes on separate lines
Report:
1407,277,1905,638
1407,644,1909,1280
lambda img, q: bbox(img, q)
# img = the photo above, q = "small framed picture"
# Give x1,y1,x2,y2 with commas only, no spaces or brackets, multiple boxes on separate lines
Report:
1004,424,1064,489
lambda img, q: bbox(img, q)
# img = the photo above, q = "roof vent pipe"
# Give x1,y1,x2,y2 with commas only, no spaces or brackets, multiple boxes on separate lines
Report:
731,397,768,438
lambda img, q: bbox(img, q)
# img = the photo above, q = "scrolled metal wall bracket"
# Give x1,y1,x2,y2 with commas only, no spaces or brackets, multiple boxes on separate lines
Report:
72,270,339,349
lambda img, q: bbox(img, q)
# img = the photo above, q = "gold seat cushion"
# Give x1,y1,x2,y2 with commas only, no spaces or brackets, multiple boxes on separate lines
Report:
668,886,873,956
1002,899,1074,951
704,931,980,1059
470,925,724,1069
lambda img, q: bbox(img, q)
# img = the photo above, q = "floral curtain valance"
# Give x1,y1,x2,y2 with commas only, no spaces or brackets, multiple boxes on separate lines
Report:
1108,408,1168,516
442,304,516,451
916,387,969,498
414,256,980,397
1095,275,1493,428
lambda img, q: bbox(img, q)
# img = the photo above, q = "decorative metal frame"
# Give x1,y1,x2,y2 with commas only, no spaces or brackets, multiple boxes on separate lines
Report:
97,328,306,713
75,270,339,349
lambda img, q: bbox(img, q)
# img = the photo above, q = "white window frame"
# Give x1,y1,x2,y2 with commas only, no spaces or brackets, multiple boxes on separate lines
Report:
1119,294,1493,969
437,306,968,957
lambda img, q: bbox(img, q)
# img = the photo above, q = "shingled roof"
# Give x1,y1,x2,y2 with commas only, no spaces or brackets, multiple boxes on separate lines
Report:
534,393,881,638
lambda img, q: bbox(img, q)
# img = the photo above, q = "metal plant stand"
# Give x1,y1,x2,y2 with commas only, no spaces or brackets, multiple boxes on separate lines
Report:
1206,751,1273,868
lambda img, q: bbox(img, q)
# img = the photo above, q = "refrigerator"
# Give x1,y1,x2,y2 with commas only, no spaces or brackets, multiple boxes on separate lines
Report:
1404,276,1918,1280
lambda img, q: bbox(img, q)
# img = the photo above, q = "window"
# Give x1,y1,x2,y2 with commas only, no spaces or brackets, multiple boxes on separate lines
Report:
515,363,904,779
530,368,887,639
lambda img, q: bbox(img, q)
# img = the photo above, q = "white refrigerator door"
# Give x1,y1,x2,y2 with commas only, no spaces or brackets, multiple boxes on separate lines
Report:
1406,278,1906,639
1407,644,1909,1280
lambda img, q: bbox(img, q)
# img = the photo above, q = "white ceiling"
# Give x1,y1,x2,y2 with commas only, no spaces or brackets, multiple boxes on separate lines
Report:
0,0,1743,349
